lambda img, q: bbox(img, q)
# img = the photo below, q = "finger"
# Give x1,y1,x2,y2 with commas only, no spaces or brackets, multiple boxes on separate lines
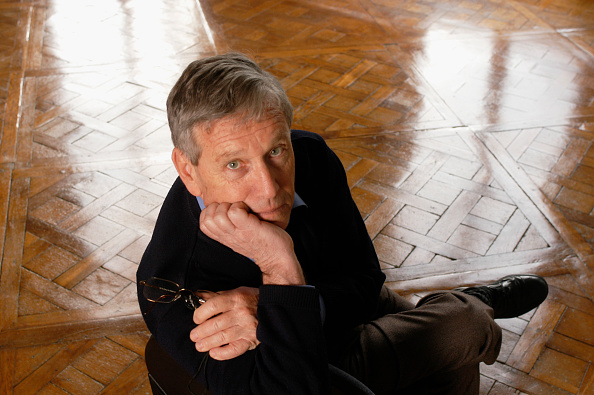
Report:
192,288,250,325
226,202,249,225
209,339,260,361
192,303,258,341
196,324,258,355
227,203,260,229
192,287,259,333
199,203,219,236
198,201,219,221
200,203,235,236
194,324,235,352
212,202,236,232
192,310,228,340
230,201,250,212
195,290,217,302
192,295,228,325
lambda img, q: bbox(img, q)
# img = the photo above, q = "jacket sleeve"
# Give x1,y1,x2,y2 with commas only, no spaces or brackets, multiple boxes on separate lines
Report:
200,286,330,394
291,131,386,342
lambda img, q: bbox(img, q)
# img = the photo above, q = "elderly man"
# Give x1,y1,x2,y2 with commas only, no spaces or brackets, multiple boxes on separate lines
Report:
137,53,548,394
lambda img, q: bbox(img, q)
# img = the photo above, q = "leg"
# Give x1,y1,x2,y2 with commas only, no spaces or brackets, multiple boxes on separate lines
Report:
398,364,480,395
145,335,211,395
336,289,501,395
373,285,416,315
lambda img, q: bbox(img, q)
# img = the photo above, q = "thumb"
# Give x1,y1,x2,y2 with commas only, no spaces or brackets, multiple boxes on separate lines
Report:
227,202,260,229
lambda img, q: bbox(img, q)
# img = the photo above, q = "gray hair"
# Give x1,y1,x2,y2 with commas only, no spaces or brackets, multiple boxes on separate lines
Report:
166,53,293,165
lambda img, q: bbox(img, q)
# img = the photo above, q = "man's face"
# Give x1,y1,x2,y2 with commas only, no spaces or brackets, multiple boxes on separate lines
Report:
188,115,295,229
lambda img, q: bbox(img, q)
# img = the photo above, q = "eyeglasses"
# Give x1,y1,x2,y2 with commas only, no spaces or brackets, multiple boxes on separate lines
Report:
139,277,214,393
139,277,212,314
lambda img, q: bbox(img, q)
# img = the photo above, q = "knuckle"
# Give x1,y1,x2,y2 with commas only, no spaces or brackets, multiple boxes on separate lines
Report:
232,342,246,354
213,218,226,229
211,318,221,332
216,331,228,344
237,306,253,318
232,293,245,307
208,299,220,313
230,341,247,356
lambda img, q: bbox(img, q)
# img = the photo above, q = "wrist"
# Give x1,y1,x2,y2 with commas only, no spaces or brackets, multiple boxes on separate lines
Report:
254,237,305,285
260,256,306,285
262,269,306,285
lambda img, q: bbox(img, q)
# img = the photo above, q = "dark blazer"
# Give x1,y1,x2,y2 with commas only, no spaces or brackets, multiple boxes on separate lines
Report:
137,130,385,394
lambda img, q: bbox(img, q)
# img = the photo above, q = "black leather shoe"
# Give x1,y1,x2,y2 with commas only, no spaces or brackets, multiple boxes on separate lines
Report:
455,275,548,319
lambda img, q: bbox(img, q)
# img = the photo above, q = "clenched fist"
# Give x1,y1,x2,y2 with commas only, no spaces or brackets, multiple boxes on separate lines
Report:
200,202,305,285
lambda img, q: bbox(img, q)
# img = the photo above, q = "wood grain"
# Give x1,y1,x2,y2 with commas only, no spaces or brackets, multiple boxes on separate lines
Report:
0,0,593,393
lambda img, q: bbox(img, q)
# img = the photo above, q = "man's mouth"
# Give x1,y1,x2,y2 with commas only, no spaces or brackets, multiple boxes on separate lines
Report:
256,205,286,217
254,203,292,221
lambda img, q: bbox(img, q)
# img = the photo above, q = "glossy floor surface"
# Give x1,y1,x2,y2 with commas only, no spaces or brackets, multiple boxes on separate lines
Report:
1,0,594,393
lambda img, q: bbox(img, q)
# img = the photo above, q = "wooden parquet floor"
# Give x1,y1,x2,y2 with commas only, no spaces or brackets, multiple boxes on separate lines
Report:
0,0,593,393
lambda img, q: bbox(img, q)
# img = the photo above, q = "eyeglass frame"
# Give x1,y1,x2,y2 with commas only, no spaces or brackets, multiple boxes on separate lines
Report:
139,277,212,313
138,276,214,393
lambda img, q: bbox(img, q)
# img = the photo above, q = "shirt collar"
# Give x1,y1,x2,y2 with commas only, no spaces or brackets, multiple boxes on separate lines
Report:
196,193,306,210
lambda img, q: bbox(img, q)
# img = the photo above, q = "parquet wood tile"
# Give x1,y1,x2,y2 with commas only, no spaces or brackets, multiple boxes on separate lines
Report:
257,49,461,138
1,0,593,393
394,34,594,129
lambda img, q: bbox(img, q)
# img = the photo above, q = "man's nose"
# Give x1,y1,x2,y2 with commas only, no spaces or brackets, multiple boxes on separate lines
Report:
253,163,280,199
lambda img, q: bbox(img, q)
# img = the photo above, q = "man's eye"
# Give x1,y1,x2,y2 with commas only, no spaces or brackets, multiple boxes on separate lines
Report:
270,147,283,157
227,161,240,169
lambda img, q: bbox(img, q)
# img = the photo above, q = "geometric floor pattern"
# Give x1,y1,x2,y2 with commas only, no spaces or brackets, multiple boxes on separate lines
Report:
1,0,593,393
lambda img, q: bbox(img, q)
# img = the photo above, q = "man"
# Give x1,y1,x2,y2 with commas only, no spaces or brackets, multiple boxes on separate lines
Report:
137,53,548,394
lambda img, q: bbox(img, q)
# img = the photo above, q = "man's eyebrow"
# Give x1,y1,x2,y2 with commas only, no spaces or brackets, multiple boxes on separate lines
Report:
214,133,289,162
214,147,245,162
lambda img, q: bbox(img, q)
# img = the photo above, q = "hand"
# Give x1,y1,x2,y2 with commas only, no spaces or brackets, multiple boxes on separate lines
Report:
190,287,260,360
200,202,305,285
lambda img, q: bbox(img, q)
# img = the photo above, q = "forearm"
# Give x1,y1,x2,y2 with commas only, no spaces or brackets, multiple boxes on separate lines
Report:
316,271,383,330
259,249,306,286
199,285,329,394
142,283,328,394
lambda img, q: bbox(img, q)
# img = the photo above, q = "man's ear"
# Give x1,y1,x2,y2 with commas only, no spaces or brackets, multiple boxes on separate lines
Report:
172,148,203,197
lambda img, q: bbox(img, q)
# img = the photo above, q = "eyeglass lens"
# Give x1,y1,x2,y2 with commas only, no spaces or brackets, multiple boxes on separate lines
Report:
142,277,181,303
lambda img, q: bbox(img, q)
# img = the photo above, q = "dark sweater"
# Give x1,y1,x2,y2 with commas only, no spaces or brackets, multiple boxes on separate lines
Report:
137,130,385,394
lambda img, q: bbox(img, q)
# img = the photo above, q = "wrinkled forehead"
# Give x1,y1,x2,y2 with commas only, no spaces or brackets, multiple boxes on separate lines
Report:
193,113,290,162
194,112,290,145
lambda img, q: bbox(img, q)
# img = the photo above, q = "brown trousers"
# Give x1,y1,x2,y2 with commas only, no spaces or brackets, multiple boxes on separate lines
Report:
335,286,502,395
